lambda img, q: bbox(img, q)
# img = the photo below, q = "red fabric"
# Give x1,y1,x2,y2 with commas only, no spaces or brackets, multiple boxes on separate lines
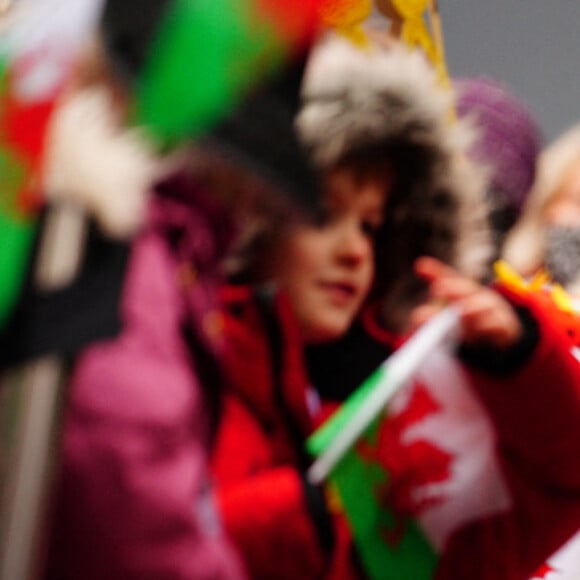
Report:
212,286,361,580
218,468,326,579
215,285,312,467
1,84,55,214
363,288,580,580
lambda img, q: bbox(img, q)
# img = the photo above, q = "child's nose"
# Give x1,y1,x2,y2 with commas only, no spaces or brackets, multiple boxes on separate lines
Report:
337,226,371,264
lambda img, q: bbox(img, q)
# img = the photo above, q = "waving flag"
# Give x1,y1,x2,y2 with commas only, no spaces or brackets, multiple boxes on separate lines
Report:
0,0,325,328
134,0,322,142
307,309,481,579
307,308,519,579
0,0,104,329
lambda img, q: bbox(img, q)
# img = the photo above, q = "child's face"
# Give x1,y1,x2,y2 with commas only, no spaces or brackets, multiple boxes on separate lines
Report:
277,167,388,344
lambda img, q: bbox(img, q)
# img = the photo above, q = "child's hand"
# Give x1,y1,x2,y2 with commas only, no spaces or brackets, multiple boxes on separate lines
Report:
411,257,523,350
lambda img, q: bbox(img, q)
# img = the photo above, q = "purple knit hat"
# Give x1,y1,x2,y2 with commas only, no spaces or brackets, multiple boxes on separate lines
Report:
455,77,542,214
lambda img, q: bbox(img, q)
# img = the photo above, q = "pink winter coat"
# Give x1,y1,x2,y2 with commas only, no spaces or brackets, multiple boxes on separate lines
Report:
45,173,246,580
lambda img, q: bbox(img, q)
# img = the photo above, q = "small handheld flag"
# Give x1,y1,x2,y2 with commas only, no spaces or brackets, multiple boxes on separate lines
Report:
306,307,520,580
307,308,462,580
308,306,461,485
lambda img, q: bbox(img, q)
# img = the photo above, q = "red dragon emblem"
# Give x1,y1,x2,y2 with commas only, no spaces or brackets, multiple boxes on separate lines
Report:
357,383,454,546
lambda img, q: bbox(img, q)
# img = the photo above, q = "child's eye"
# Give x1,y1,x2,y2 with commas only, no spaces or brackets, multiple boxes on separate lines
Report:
310,208,328,228
361,220,382,238
311,207,335,228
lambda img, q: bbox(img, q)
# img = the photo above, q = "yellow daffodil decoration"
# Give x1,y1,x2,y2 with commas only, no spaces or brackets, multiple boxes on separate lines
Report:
376,0,450,87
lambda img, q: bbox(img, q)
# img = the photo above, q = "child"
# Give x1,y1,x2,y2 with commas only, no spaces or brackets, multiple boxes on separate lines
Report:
302,35,580,580
503,123,580,291
499,124,580,580
209,33,492,579
40,37,247,580
211,137,391,580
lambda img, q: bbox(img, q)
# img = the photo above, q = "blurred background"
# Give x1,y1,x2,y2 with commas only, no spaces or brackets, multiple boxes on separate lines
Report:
440,0,580,142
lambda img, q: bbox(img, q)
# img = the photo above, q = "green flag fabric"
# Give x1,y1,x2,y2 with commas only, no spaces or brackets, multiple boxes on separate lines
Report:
135,0,320,143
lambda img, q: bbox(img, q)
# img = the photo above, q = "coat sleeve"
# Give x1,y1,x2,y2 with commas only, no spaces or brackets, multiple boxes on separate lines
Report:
211,393,330,580
212,394,360,580
438,288,580,580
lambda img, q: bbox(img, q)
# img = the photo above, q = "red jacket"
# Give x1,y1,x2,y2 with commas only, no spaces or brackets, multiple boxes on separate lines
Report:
213,283,580,580
211,285,359,580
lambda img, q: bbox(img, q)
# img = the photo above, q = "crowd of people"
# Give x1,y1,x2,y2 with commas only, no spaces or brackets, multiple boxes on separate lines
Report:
2,1,580,579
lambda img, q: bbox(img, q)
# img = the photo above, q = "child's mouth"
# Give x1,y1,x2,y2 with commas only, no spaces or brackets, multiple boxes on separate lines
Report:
320,281,357,304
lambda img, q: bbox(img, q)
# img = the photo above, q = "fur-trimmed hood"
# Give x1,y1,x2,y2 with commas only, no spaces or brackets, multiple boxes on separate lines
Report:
296,35,493,330
298,36,455,170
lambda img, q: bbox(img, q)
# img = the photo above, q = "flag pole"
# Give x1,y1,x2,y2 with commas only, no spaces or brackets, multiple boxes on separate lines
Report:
0,206,87,580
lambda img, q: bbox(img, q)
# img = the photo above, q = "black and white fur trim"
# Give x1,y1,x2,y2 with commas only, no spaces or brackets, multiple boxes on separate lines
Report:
298,36,454,169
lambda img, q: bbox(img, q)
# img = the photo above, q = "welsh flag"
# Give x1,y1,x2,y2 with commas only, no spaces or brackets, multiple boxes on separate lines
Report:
0,0,104,328
307,308,514,579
